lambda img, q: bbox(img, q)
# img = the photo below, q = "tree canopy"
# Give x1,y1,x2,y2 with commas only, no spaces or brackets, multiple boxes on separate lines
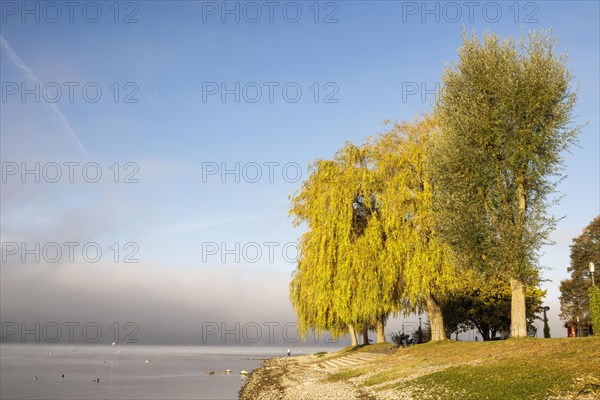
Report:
442,272,545,340
368,116,459,340
560,215,600,329
289,29,578,343
432,30,578,337
290,116,458,342
289,144,402,342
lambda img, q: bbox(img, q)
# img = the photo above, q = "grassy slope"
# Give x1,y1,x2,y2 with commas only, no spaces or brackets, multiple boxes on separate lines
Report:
326,337,600,399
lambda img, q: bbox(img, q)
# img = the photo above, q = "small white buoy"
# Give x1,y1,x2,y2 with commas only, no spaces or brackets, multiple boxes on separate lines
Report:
112,342,116,346
145,359,151,363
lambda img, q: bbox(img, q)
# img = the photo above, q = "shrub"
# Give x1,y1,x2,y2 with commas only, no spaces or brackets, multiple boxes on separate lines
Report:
589,285,600,336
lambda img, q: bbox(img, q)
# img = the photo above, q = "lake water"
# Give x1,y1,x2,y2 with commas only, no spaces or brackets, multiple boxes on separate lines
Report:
0,344,329,399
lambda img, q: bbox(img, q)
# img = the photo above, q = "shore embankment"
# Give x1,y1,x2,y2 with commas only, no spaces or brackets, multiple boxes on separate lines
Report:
239,338,600,400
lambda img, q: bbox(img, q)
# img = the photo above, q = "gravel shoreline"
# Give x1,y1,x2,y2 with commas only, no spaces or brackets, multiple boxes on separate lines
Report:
239,354,371,400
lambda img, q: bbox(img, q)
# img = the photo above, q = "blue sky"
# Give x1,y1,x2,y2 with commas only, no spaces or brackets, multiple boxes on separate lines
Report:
1,1,599,343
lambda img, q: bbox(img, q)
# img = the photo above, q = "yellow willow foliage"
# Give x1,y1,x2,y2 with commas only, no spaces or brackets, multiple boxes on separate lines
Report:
290,148,361,335
368,115,460,307
290,142,402,336
289,115,462,335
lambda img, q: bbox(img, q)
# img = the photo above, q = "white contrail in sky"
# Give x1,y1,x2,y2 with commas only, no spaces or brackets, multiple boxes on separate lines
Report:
0,35,90,159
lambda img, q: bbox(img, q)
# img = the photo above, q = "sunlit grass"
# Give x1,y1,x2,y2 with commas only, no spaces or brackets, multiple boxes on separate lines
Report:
323,337,600,398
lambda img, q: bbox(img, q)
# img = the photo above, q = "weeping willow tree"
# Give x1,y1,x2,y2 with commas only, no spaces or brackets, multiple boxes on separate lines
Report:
289,159,354,341
290,144,403,344
290,116,463,343
369,115,459,341
432,30,579,338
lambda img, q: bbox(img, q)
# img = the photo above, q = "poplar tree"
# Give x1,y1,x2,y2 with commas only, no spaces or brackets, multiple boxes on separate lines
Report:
432,30,579,337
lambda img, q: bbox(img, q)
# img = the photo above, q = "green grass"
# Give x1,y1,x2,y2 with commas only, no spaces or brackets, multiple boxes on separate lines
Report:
339,342,398,355
322,337,600,399
327,369,365,382
313,351,327,358
396,359,567,399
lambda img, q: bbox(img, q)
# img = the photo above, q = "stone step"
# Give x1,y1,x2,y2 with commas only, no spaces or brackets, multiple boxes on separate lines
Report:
322,357,368,368
321,359,354,368
329,358,356,367
319,352,386,369
346,354,380,360
321,360,342,368
347,355,382,363
351,353,383,359
337,358,363,366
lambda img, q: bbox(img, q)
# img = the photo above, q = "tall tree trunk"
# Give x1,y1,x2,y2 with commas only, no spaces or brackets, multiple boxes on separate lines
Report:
510,277,527,338
425,294,446,341
348,324,358,346
511,174,528,339
361,327,369,345
375,317,386,343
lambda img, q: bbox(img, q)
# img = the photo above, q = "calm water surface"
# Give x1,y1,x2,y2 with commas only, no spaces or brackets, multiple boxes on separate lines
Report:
0,344,325,399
